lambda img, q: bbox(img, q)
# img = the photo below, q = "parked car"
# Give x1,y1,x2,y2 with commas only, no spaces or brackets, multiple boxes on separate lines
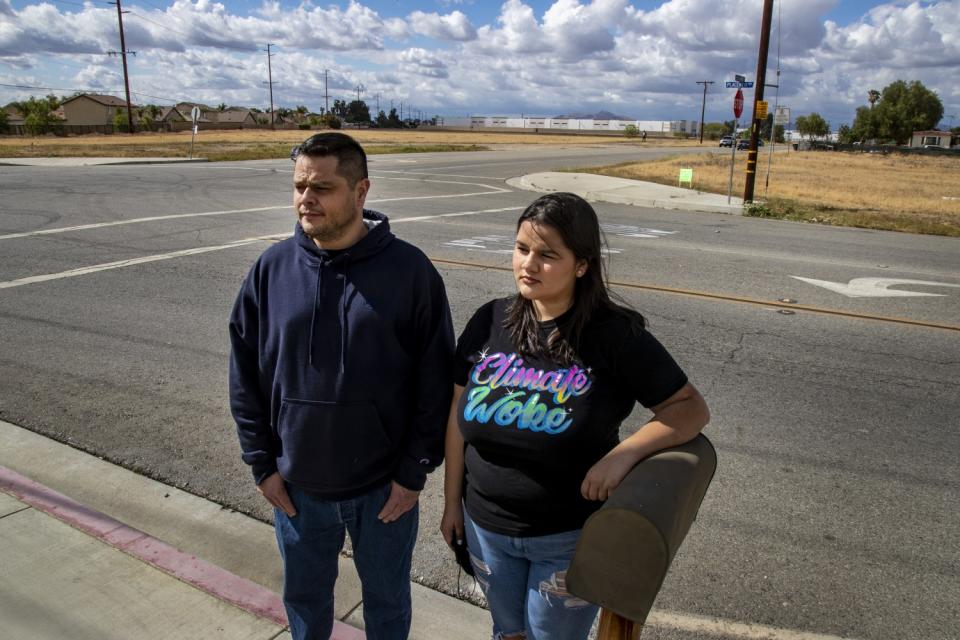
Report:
719,136,734,147
736,138,765,150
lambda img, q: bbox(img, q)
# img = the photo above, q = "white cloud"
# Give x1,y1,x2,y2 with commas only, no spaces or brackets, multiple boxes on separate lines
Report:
409,10,477,41
0,0,957,127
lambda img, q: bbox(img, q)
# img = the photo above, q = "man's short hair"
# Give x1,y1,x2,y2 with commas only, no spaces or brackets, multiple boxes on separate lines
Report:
292,133,368,186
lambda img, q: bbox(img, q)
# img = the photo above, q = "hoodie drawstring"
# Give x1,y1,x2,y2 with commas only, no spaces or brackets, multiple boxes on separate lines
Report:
308,262,323,367
307,257,350,372
339,260,349,374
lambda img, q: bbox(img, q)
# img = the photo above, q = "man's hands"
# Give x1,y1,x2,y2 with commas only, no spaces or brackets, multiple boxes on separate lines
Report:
378,481,420,523
258,475,418,523
258,472,297,517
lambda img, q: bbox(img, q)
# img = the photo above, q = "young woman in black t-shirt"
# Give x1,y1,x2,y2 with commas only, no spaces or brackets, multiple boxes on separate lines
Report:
440,192,709,640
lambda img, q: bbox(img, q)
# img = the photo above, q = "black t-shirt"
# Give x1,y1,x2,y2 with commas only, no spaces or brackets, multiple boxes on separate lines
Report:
454,297,688,536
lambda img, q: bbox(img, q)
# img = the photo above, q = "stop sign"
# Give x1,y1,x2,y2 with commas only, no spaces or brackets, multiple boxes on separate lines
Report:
733,88,744,119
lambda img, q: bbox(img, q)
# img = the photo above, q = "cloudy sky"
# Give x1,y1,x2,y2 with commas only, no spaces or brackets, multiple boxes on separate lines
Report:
1,0,957,128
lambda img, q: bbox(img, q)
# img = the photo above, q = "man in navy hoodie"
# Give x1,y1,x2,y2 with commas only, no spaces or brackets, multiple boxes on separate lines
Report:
229,133,454,640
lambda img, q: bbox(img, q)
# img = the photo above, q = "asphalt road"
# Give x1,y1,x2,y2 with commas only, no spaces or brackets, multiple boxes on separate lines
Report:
1,145,958,640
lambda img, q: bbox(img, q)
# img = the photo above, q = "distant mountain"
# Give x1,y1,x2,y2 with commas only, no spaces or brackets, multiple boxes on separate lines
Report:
552,110,635,120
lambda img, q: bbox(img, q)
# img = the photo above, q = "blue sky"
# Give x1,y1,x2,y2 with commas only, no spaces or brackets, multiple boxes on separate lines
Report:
1,1,957,128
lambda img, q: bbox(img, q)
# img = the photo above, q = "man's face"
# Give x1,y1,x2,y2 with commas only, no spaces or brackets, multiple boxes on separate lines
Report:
293,154,370,248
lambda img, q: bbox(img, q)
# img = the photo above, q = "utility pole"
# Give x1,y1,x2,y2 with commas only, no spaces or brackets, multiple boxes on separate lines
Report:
264,44,275,130
743,0,774,203
109,0,135,133
374,92,381,114
696,80,714,144
324,69,329,114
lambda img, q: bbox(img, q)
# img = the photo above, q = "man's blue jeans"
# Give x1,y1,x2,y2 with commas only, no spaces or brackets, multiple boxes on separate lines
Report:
463,510,599,640
274,482,418,640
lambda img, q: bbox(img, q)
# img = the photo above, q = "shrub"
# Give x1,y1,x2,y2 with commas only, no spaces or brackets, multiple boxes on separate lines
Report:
623,124,639,138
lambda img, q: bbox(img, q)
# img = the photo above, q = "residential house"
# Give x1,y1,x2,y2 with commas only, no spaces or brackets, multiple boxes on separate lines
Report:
213,108,257,126
911,130,954,148
61,93,133,126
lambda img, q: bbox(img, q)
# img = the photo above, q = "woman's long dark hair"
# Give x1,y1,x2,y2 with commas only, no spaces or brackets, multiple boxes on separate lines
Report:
505,192,645,364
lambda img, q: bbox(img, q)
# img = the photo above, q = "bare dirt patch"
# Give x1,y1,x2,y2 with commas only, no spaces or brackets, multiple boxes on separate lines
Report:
0,128,698,161
584,149,960,237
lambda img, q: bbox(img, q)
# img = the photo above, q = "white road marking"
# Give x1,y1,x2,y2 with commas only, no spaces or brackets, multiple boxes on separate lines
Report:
0,206,289,241
0,234,286,290
791,276,960,298
373,169,499,180
0,178,510,242
393,206,520,223
444,234,622,255
648,609,859,640
601,223,675,239
0,207,520,290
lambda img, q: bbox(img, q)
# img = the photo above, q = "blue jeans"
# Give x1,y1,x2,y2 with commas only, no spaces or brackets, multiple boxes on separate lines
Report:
274,482,418,640
463,511,599,640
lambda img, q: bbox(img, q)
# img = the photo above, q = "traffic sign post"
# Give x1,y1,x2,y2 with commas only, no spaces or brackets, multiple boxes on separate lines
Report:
727,88,743,204
189,106,201,160
756,100,768,120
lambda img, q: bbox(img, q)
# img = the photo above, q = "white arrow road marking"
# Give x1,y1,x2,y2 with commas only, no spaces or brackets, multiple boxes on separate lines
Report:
791,276,960,298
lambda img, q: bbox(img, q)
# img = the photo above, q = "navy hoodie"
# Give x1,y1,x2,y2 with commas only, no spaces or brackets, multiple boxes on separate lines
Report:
229,210,454,498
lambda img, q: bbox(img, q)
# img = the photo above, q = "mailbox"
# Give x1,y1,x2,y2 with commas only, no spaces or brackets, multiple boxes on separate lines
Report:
566,434,717,624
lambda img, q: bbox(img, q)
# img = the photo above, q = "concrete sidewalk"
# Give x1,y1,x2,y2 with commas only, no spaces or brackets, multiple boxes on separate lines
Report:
508,172,744,214
0,420,489,640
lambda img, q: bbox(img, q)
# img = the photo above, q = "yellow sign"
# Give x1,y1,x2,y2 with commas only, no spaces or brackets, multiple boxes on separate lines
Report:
756,100,769,119
678,167,693,188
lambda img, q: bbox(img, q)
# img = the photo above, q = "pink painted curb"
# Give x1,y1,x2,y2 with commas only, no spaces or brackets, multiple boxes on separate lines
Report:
0,465,366,640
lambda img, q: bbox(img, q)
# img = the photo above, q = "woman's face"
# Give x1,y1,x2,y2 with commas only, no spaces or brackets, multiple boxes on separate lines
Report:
512,220,585,317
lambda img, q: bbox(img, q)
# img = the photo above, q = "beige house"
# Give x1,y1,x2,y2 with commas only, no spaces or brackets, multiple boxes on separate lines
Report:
158,106,187,123
61,94,133,125
213,108,257,125
911,130,954,148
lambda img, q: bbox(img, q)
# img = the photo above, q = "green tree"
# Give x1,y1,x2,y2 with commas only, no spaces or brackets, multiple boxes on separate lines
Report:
849,106,878,143
113,108,132,133
623,124,639,138
0,108,8,133
867,89,880,108
701,122,726,140
318,113,341,129
872,80,943,144
387,108,402,128
331,99,348,118
16,96,61,135
796,112,829,139
345,100,371,124
837,124,854,144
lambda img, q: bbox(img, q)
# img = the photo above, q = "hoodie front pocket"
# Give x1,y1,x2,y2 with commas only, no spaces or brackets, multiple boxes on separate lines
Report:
276,398,393,491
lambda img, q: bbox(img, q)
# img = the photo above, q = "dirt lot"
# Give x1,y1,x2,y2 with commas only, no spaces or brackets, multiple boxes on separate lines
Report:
584,149,960,236
0,128,697,161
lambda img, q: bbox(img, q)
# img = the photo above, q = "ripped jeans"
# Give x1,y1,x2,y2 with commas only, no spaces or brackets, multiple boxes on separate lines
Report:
463,510,599,640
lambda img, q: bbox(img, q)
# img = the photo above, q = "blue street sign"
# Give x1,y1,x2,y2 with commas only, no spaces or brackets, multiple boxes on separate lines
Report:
726,81,754,88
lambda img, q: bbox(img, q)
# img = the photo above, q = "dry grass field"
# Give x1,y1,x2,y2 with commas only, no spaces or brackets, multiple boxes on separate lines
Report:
0,128,697,161
584,149,960,236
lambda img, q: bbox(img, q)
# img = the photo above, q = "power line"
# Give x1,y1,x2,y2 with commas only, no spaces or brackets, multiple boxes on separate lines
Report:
128,10,193,39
